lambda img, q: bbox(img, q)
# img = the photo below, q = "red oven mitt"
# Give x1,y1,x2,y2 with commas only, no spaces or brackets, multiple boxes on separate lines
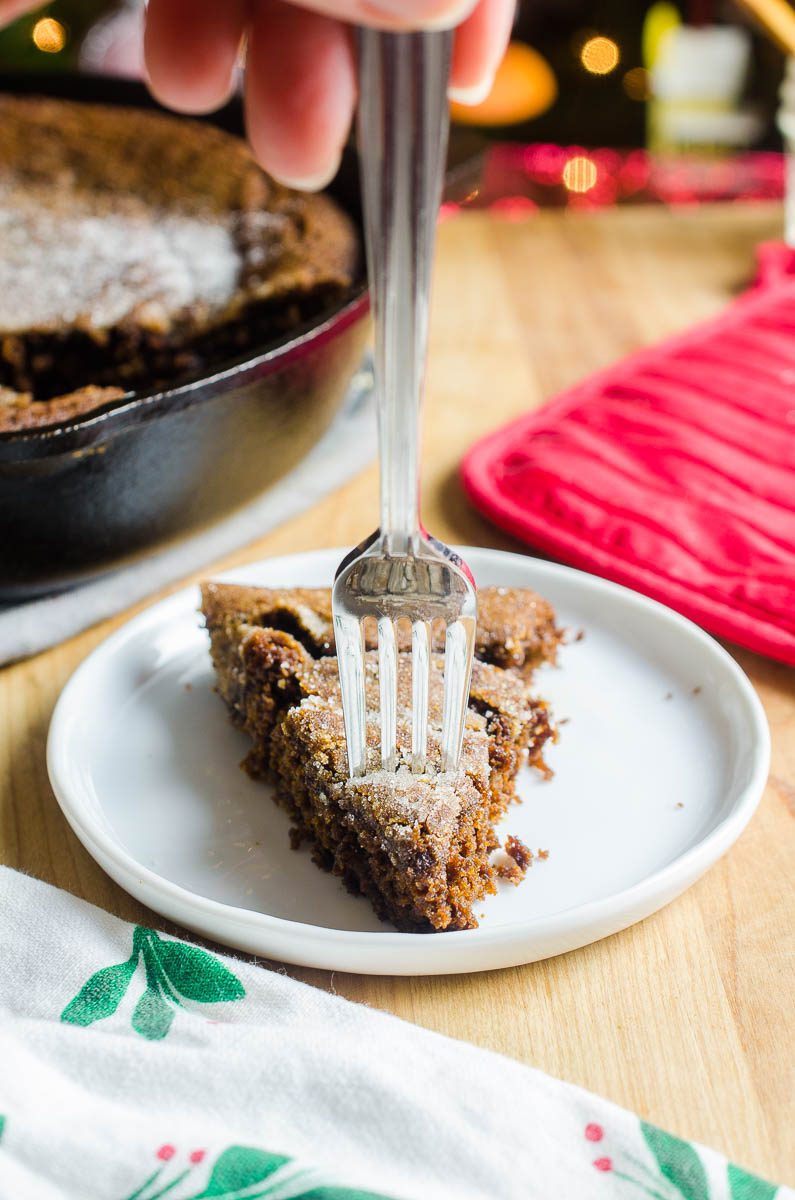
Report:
461,252,795,665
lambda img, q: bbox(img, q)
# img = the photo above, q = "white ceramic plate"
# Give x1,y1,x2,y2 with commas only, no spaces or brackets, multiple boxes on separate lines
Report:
48,547,769,976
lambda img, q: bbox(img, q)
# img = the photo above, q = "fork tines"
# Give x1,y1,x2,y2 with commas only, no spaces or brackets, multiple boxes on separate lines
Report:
334,608,475,779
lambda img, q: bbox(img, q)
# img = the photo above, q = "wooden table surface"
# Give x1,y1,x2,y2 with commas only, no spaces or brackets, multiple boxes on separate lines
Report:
2,202,793,1184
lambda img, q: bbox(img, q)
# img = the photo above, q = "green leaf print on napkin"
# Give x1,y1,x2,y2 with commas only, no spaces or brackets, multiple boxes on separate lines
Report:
728,1164,778,1200
191,1146,291,1196
150,940,245,1004
641,1123,710,1200
584,1120,783,1200
299,1190,403,1199
131,987,175,1042
61,928,244,1041
60,956,138,1027
121,1143,397,1200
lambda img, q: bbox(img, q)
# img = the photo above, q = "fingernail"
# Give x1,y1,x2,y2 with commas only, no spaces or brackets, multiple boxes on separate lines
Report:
366,0,476,31
421,1,478,30
449,77,494,106
273,155,341,193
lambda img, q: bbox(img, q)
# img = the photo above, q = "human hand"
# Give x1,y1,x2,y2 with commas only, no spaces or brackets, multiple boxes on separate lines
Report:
0,0,514,189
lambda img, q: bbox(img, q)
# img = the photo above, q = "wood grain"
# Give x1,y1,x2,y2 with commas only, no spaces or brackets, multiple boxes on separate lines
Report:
1,202,793,1183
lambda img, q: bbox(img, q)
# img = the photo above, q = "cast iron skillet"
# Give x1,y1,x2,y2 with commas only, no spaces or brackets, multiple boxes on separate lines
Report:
0,73,370,597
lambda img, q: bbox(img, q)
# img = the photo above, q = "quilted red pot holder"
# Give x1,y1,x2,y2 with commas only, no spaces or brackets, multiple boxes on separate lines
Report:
461,246,795,665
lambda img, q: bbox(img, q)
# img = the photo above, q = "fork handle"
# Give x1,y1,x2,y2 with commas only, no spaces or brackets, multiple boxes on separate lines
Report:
358,29,453,554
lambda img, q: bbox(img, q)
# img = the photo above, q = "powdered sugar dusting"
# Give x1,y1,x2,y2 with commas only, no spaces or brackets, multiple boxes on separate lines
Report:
0,190,241,333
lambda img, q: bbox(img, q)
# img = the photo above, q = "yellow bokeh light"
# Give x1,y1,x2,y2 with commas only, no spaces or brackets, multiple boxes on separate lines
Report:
623,67,651,101
580,35,620,76
32,17,67,53
562,156,598,194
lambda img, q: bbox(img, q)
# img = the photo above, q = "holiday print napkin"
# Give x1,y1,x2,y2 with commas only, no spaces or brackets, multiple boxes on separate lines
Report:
0,868,789,1200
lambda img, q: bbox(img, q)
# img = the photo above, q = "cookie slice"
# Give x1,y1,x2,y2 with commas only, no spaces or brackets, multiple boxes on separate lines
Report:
202,583,556,931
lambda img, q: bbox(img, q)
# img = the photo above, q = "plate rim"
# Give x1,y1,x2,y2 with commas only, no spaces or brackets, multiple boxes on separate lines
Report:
47,547,771,972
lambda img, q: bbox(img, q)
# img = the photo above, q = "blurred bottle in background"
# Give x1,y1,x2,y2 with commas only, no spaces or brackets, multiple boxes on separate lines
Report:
645,2,762,153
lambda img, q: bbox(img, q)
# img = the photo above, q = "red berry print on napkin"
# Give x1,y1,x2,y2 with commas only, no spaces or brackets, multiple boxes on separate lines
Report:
120,1142,399,1200
584,1121,783,1200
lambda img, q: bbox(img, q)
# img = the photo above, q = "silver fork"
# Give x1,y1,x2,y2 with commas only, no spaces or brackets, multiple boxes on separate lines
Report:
332,28,477,780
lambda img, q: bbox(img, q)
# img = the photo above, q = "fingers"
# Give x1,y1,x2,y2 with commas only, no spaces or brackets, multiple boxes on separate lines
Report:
245,0,355,189
144,0,248,114
142,0,514,192
284,0,478,31
450,0,515,103
0,0,43,26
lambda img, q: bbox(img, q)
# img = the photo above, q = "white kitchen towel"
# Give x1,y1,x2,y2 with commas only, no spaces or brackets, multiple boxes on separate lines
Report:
0,364,375,667
0,868,789,1200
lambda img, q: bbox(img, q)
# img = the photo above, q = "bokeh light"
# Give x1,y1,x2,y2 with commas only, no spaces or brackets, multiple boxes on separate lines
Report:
562,155,599,193
623,67,651,101
580,36,620,76
490,196,539,221
32,17,66,53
